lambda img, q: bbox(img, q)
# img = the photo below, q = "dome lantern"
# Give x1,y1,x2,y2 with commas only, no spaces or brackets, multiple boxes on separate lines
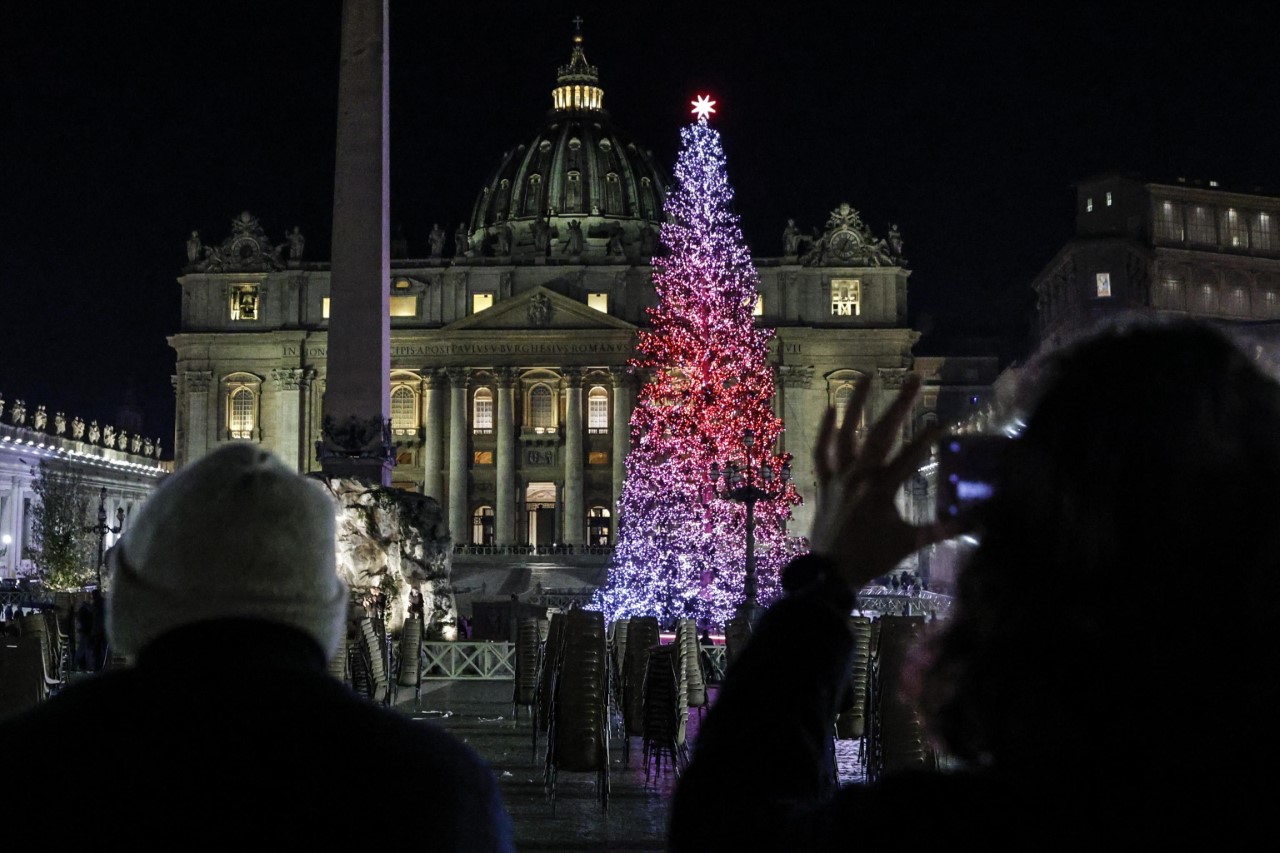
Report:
552,17,603,112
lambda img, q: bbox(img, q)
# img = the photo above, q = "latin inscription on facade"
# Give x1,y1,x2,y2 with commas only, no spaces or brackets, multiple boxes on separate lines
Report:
282,342,631,359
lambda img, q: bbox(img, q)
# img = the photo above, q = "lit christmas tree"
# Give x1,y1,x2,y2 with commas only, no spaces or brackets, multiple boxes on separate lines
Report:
592,96,803,628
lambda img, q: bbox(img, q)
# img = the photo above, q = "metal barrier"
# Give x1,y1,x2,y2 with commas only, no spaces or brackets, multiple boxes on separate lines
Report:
420,641,516,680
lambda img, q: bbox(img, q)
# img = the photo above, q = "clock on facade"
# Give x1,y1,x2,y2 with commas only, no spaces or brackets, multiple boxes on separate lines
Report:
829,228,860,261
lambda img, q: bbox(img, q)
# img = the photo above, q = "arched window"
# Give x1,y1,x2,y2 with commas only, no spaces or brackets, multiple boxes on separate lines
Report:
524,174,543,216
390,385,418,434
588,386,609,433
473,388,493,434
223,373,261,441
530,384,554,431
587,506,611,546
834,384,856,428
472,506,495,545
604,173,622,214
229,387,255,439
566,171,582,212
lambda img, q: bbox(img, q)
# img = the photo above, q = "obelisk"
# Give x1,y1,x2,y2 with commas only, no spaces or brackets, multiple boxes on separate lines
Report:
319,0,392,485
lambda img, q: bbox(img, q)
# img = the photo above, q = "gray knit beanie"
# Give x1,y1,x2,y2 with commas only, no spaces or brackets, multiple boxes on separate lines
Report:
106,442,347,659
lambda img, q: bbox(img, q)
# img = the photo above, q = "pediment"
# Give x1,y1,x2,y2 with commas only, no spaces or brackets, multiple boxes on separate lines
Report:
444,286,636,332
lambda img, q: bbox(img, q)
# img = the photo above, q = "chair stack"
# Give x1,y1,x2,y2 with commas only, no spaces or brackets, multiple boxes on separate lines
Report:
866,615,935,781
640,642,688,784
621,616,660,766
356,616,390,705
674,619,707,718
396,615,423,698
545,608,610,811
836,615,874,742
512,616,541,721
17,613,62,694
327,631,350,683
0,636,51,721
534,612,567,757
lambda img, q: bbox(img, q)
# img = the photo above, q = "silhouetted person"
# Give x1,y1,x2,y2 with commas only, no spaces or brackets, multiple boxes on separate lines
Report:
0,443,514,849
671,317,1280,848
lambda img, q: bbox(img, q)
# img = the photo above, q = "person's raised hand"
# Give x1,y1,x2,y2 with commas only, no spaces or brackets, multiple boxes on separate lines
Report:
807,374,962,591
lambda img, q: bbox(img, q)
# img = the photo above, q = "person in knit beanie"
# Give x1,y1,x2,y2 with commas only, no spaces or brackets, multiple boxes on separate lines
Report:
0,443,514,850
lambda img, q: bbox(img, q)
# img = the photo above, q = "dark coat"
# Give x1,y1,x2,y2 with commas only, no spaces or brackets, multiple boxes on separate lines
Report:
0,619,514,849
669,555,1254,851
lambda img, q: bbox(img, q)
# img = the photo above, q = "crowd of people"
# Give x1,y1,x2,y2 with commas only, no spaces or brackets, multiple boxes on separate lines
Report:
0,316,1271,846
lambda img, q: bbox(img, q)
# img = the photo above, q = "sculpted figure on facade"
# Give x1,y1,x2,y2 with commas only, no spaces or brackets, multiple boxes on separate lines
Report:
10,400,25,426
143,437,154,457
0,393,5,421
103,425,115,448
528,293,553,327
531,217,551,255
607,222,625,256
888,223,904,260
494,219,513,256
637,219,657,258
186,230,203,264
783,218,800,256
54,412,66,435
88,421,100,444
153,437,163,459
131,433,143,454
286,226,305,261
429,223,446,258
33,405,47,431
117,431,129,450
72,416,85,440
562,220,584,255
454,222,470,257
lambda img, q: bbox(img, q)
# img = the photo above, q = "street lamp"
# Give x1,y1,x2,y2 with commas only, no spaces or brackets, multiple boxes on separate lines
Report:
90,487,125,590
709,428,791,622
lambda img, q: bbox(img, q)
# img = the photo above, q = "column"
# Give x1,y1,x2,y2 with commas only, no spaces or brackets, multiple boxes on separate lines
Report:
184,370,213,466
446,368,468,545
271,368,304,471
422,371,445,502
777,364,816,538
495,367,517,545
562,369,584,546
610,367,631,510
319,0,392,485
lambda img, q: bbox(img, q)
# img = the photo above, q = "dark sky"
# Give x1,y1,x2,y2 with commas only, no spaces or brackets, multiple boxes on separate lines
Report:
3,2,1277,454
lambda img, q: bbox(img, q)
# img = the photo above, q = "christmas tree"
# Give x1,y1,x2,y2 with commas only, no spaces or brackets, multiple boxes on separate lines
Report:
592,96,802,628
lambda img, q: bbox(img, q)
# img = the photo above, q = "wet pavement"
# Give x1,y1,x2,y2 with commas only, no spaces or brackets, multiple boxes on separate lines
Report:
393,679,866,852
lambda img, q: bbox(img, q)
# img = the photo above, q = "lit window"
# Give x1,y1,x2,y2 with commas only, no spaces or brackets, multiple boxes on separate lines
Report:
1254,212,1274,251
322,297,331,319
587,292,609,313
1229,287,1248,315
1221,209,1248,248
472,506,495,545
1095,272,1112,298
834,384,856,427
1155,200,1184,241
230,284,259,321
1086,197,1094,212
1188,206,1216,244
753,295,764,317
394,278,412,290
588,506,611,546
390,385,417,433
473,451,493,465
390,296,417,317
472,293,494,314
229,387,255,439
588,386,609,433
831,279,861,316
1105,191,1113,207
530,385,554,431
588,451,609,465
473,388,493,433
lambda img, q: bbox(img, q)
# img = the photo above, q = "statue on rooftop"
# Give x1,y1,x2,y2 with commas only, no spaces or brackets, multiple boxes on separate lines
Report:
54,412,66,435
10,400,25,426
562,220,584,255
72,416,85,440
33,405,47,431
429,223,446,258
103,425,115,448
531,217,551,255
88,421,100,444
131,434,142,454
186,230,203,264
454,222,470,257
783,219,800,256
286,226,305,261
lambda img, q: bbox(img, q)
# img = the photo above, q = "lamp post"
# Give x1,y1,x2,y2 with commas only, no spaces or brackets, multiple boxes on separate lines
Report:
90,487,125,590
710,428,791,622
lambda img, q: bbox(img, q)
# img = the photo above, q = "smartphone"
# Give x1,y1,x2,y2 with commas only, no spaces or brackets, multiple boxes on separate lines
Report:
936,434,1012,523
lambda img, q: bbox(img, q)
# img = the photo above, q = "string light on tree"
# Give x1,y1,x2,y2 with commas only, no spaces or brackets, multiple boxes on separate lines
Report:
592,96,803,628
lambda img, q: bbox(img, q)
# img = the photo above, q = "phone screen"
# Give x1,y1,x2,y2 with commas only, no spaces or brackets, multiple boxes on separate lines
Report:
936,435,1011,523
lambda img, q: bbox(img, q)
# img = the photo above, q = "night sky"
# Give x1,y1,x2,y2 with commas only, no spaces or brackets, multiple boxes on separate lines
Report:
3,2,1277,455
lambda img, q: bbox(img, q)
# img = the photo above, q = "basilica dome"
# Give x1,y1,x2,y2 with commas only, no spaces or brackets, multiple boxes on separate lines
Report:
465,28,670,261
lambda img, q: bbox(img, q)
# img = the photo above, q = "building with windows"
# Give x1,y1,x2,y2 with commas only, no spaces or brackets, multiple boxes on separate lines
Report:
1032,173,1280,361
0,394,166,582
168,31,989,597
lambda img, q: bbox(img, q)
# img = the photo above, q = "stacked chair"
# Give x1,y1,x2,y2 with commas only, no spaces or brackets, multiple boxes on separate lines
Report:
396,614,424,702
533,612,566,760
866,614,935,781
607,618,630,732
512,616,541,721
327,631,350,683
542,607,610,812
675,618,707,720
620,615,660,767
640,641,688,785
353,615,391,706
17,613,63,694
835,615,875,765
